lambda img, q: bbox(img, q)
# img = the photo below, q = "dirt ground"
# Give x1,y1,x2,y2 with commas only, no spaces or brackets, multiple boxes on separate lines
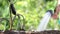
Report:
0,30,60,34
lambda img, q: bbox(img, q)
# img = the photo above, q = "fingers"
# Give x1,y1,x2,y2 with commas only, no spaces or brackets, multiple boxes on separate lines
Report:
52,13,58,19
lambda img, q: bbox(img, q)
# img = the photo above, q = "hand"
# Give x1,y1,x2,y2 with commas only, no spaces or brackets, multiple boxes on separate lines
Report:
52,13,58,19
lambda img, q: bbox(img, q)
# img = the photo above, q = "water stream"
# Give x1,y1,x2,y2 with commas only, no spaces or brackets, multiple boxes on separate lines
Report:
36,11,52,31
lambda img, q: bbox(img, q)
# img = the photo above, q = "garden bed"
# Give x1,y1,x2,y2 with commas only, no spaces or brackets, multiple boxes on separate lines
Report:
0,30,60,34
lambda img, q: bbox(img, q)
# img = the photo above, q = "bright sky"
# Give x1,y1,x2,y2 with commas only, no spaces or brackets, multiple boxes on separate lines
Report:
58,0,60,4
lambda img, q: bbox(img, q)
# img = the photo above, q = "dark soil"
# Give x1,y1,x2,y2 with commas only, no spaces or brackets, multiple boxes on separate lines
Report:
0,30,60,34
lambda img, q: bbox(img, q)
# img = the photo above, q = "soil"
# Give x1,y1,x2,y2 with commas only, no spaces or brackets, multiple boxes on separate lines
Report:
0,30,60,34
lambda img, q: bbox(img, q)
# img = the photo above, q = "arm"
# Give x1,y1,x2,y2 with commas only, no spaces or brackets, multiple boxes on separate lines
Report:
52,0,60,19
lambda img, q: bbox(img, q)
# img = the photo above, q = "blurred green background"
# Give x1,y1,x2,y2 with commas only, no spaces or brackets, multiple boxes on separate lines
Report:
0,0,60,31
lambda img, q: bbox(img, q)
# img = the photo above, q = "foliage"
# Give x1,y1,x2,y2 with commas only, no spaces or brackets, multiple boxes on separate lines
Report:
0,0,59,31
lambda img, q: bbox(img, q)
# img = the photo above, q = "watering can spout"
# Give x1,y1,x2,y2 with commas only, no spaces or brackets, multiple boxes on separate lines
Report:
36,10,53,31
